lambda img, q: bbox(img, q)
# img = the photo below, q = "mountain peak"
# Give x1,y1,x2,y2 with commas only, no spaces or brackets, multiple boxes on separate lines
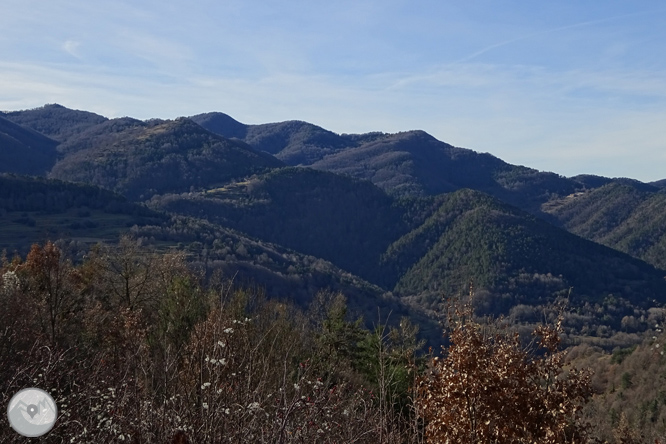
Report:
190,112,248,139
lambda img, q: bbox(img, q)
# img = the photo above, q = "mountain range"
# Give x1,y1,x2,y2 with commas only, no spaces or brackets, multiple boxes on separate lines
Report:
2,103,666,345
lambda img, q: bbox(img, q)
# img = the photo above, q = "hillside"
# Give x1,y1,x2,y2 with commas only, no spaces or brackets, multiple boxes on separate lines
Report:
0,173,417,330
383,190,666,331
48,118,284,200
148,167,666,341
192,112,582,211
149,167,407,285
2,104,666,346
192,110,666,278
190,112,357,165
543,182,666,270
0,116,58,175
310,130,580,206
0,174,164,255
1,103,108,142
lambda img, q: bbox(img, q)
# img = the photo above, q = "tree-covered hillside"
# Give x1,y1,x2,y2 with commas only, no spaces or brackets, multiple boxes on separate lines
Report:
3,104,666,347
48,118,283,200
149,167,407,285
191,112,357,165
194,112,582,210
0,116,58,175
385,190,666,324
148,167,666,340
1,103,108,142
543,182,666,270
0,174,164,255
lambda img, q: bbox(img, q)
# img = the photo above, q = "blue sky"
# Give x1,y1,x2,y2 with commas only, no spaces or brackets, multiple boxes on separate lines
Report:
2,1,666,181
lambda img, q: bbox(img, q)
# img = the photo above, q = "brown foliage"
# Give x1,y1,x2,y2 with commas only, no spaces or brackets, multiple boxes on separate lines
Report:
418,298,594,443
22,241,81,344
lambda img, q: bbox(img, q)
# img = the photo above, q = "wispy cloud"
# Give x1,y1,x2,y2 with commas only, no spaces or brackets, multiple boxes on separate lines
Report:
2,1,665,181
62,40,82,58
455,8,665,64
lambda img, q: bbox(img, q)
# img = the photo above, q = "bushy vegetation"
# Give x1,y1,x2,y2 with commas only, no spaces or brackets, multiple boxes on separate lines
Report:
0,239,425,442
419,297,594,443
3,239,666,442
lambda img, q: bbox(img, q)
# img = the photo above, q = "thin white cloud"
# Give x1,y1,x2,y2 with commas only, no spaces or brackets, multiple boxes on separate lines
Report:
62,40,82,58
456,8,665,64
1,1,665,183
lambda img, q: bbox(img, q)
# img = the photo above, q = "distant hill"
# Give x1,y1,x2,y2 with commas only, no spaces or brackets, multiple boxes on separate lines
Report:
149,167,407,285
384,189,666,320
309,130,580,207
0,173,423,335
650,178,666,188
0,115,58,175
0,174,164,255
3,104,666,347
543,181,666,270
48,117,284,200
192,113,582,211
149,167,666,338
1,103,108,143
191,112,357,165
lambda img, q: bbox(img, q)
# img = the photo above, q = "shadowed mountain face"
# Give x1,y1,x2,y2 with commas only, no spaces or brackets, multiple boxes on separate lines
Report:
190,111,666,276
2,104,666,342
192,113,581,211
149,167,666,325
651,178,666,188
0,116,59,175
48,117,284,200
188,112,248,139
191,112,355,165
543,181,666,270
1,103,108,143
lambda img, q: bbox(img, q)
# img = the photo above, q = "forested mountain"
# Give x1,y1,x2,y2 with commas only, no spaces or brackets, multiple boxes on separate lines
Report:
192,112,581,211
192,111,666,276
651,178,666,188
309,130,579,208
3,104,666,344
148,167,666,341
1,103,108,142
48,117,283,199
190,112,357,165
4,104,666,442
383,189,666,326
0,116,58,175
543,181,666,270
0,174,415,331
0,174,163,255
149,167,406,285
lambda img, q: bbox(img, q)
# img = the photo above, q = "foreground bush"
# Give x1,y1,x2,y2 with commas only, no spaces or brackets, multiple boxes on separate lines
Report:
418,297,594,443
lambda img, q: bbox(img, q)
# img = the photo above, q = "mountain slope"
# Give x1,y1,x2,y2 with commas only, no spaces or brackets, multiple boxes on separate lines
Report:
386,189,666,316
149,167,666,333
1,103,108,143
48,118,284,200
0,116,59,175
193,112,582,210
543,182,666,270
0,174,164,254
149,167,407,285
191,112,356,165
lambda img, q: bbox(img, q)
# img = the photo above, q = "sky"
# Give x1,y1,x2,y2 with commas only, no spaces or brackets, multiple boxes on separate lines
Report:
2,0,666,181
